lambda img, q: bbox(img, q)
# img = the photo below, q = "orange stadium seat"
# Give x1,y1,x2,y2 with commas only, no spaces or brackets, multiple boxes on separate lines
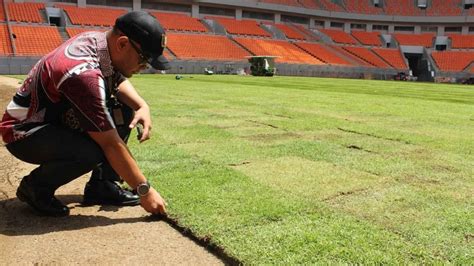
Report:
319,29,358,45
259,0,303,8
448,34,474,49
234,37,324,65
351,31,382,46
11,25,63,56
295,42,351,65
330,45,373,67
7,2,44,23
0,0,6,22
293,25,320,41
0,24,13,55
384,0,425,16
426,0,463,16
318,0,345,12
57,4,127,27
431,51,474,72
206,17,271,37
372,48,408,69
263,22,306,40
343,0,382,14
342,46,391,68
166,34,250,61
150,11,207,32
66,27,106,38
394,33,434,47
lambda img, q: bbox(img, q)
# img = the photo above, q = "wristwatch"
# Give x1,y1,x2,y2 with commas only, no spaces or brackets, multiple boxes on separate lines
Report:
136,181,151,196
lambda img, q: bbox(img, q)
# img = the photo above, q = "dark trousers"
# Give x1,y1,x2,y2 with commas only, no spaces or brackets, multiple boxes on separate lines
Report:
6,104,133,196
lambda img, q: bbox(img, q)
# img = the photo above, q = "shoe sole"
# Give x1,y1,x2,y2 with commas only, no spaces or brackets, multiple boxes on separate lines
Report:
16,189,69,217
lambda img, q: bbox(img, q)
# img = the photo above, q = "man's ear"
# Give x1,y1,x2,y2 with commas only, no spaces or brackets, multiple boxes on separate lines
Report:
116,36,129,52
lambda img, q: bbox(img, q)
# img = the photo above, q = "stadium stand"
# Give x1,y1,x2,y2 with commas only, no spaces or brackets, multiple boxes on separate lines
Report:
343,0,382,14
206,17,271,37
0,24,13,55
259,0,303,8
298,0,320,9
293,25,320,41
431,51,474,72
66,27,106,38
7,2,44,23
319,28,358,44
318,0,345,12
166,34,250,61
426,0,463,16
295,42,351,65
0,0,5,22
342,46,391,68
149,11,207,32
263,22,306,40
11,25,62,56
384,0,425,16
393,33,435,47
57,4,127,27
447,34,474,49
351,31,382,46
372,48,408,69
233,37,324,64
330,45,373,67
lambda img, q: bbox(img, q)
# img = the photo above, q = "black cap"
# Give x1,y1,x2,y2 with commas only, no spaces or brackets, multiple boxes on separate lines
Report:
115,11,170,70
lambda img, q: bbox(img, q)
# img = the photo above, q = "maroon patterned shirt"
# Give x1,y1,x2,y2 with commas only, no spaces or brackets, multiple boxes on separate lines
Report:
0,31,125,144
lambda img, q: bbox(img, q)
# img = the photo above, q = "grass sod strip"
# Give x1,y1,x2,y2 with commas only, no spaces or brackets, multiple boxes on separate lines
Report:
132,75,473,263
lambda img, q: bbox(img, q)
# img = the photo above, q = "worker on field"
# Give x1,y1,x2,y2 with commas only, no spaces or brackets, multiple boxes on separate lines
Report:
0,11,168,216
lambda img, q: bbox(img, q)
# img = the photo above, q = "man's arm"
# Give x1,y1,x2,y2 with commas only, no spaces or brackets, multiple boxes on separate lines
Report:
88,129,166,214
115,79,152,142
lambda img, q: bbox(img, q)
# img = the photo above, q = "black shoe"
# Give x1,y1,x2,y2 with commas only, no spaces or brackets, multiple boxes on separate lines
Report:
83,179,140,206
16,177,70,217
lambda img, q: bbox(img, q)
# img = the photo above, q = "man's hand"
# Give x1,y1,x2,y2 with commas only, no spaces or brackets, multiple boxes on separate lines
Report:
140,187,167,215
129,104,152,143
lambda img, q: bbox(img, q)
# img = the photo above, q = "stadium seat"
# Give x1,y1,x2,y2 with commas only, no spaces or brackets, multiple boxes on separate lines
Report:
66,27,106,38
57,4,127,27
11,25,62,56
342,46,391,68
0,0,6,22
233,37,324,65
393,33,435,48
295,42,352,65
206,16,271,37
319,29,358,45
263,22,306,40
318,0,345,12
330,45,373,67
7,2,44,23
150,11,208,32
259,0,303,8
372,48,408,69
166,34,251,61
384,0,425,16
351,31,382,46
431,51,474,72
343,0,382,14
447,34,474,49
0,24,13,55
426,0,463,16
292,25,320,41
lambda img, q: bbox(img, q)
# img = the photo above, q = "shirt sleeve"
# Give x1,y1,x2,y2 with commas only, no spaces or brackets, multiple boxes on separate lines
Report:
59,70,115,132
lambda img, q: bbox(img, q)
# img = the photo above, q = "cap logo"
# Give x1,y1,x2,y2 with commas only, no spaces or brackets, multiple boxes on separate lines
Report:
161,34,167,48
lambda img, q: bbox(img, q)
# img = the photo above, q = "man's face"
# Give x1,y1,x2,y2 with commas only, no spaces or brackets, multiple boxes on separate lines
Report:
115,37,149,78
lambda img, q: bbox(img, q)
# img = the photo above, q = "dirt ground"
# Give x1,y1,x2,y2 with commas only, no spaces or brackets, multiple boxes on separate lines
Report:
0,76,225,265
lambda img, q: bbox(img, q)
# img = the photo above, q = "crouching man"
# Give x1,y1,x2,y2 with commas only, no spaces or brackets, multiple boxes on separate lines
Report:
0,11,168,216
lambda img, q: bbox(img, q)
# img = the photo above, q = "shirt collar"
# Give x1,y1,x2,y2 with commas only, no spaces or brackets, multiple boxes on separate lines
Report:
96,32,114,77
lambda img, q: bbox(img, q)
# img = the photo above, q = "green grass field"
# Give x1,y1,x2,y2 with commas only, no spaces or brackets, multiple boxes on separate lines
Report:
129,74,473,264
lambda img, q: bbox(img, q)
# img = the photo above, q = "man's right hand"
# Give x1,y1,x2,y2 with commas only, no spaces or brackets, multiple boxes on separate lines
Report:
140,187,167,215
